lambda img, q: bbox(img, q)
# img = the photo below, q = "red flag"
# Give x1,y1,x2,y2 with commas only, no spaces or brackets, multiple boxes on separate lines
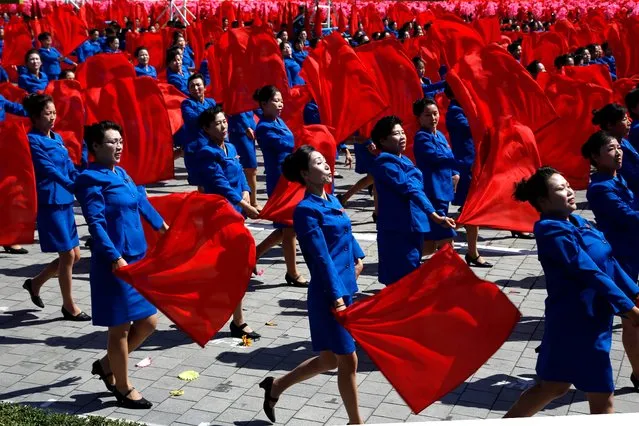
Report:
300,33,387,144
563,64,613,90
336,244,520,413
612,76,639,105
457,118,541,232
313,7,323,40
388,2,414,29
337,7,347,33
3,21,33,67
472,17,502,44
126,32,166,72
75,53,137,89
520,31,569,72
402,36,443,84
44,80,85,165
0,119,37,245
186,23,206,67
41,5,88,56
156,82,188,135
0,82,28,104
116,192,256,348
362,4,384,35
259,125,337,225
142,192,190,250
430,19,485,68
349,3,358,35
87,77,174,185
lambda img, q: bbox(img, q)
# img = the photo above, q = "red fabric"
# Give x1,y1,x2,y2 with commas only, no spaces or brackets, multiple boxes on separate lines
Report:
0,82,28,103
430,18,485,67
472,17,501,44
520,31,569,72
362,4,384,35
457,118,542,232
80,3,107,31
87,77,174,185
563,65,613,90
313,7,323,40
75,53,136,89
44,80,85,165
41,5,88,56
402,36,443,83
186,23,206,67
3,21,33,67
205,41,226,102
0,119,37,245
156,82,188,135
388,2,414,29
606,21,631,78
219,1,237,23
612,76,639,105
356,38,423,140
349,3,358,36
116,192,256,348
126,32,166,72
300,33,387,144
337,8,347,33
535,72,613,190
224,26,289,116
259,125,337,225
280,85,312,137
142,192,190,251
336,244,520,413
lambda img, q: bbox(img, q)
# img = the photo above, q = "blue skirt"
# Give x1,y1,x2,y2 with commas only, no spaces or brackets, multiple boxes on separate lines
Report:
453,167,472,207
424,199,457,241
354,143,374,175
230,131,258,169
308,286,355,355
90,253,157,327
37,204,79,253
377,230,424,285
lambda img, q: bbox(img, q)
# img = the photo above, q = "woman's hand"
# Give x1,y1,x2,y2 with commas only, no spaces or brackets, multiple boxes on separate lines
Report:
242,191,250,203
241,201,260,219
246,128,256,141
334,298,347,312
112,257,128,271
159,222,169,234
367,142,378,155
432,213,456,228
626,306,639,326
354,258,364,279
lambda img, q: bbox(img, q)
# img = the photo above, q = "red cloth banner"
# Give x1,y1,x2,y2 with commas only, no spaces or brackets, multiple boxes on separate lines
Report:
45,79,85,165
75,53,136,89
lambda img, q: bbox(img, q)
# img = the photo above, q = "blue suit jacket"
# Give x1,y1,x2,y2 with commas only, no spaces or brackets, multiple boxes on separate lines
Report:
0,66,8,83
28,129,77,205
255,117,295,196
134,64,157,79
18,71,49,94
284,57,305,87
629,121,639,153
371,152,435,233
619,138,639,196
228,111,256,135
413,129,459,202
75,164,164,262
39,47,74,80
292,50,308,66
179,97,217,150
77,39,102,63
446,100,475,169
0,95,27,122
167,66,191,96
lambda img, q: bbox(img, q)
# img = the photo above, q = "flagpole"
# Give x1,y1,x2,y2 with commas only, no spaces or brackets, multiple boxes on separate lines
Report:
157,0,196,26
63,0,82,10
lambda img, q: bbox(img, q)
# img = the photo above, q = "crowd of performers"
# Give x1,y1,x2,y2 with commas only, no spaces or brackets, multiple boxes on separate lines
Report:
1,5,639,424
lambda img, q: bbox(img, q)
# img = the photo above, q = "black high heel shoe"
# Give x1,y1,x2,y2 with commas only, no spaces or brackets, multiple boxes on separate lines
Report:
3,246,28,254
511,231,535,240
465,253,493,268
91,360,115,393
61,306,92,322
230,322,261,340
372,212,378,223
259,377,278,423
631,374,639,391
112,387,152,409
23,279,44,309
285,273,308,288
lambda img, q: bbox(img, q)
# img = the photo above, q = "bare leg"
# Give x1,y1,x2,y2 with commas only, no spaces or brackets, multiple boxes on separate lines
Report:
31,258,60,294
622,318,639,377
586,392,614,414
271,351,338,400
422,240,437,257
336,353,362,424
255,229,284,259
282,228,302,279
244,168,259,208
232,301,255,333
108,322,145,400
340,175,374,204
59,247,81,315
504,381,571,418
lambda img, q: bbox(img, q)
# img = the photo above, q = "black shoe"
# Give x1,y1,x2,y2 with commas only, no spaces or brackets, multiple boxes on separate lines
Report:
84,236,94,249
230,322,261,340
367,184,373,197
3,246,28,254
372,212,377,223
61,306,92,322
631,374,639,391
113,387,152,409
23,279,44,309
259,377,278,423
511,231,535,240
285,273,308,288
465,253,493,268
91,360,116,393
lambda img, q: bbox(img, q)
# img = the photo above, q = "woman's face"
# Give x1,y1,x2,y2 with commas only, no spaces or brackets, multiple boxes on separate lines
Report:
26,53,41,73
300,30,307,41
538,173,576,215
608,115,631,140
93,129,124,166
415,61,425,78
169,54,183,71
302,151,332,186
280,31,289,42
379,124,407,155
188,77,206,100
419,104,440,131
109,38,119,50
583,49,591,63
261,91,284,118
593,137,623,172
34,101,56,131
416,26,424,36
281,43,292,58
137,49,149,65
41,36,52,48
176,36,186,49
566,56,575,66
203,112,228,143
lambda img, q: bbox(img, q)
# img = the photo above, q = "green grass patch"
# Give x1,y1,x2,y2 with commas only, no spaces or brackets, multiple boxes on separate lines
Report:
0,402,146,426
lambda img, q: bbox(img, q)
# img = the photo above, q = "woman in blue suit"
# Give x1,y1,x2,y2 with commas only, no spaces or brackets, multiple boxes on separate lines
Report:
76,121,168,410
172,32,195,72
507,166,639,417
583,130,639,388
253,85,307,287
21,94,88,321
412,98,460,257
18,50,49,94
186,106,261,339
370,115,455,285
227,111,259,209
177,73,216,154
166,48,191,96
133,47,157,79
259,145,364,425
281,42,305,87
37,32,77,82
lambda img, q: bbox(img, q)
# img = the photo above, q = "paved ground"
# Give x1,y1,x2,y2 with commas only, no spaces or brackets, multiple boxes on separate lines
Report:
1,154,639,426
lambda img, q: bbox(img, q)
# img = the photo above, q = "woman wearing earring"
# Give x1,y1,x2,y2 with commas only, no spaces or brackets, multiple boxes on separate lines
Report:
21,94,87,321
259,145,364,425
76,121,168,409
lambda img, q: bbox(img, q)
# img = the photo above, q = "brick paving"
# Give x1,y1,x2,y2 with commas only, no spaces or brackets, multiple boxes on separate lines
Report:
1,154,638,425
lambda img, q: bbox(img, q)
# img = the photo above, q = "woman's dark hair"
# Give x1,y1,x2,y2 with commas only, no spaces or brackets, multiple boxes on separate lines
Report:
187,73,205,87
277,29,288,39
106,36,118,47
24,48,40,64
37,32,51,42
253,85,280,104
198,105,225,129
586,43,598,56
513,166,560,212
412,97,438,117
59,70,74,79
554,54,568,69
591,103,627,130
625,88,639,120
166,47,181,66
371,115,403,145
282,145,316,184
526,60,542,78
581,130,617,166
23,93,54,119
88,28,99,36
172,31,185,44
84,121,124,155
134,46,148,57
279,41,289,51
412,56,424,68
444,82,455,99
507,41,521,55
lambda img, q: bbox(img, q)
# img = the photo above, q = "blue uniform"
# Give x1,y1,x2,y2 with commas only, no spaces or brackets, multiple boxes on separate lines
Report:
255,117,295,197
76,39,102,63
629,121,639,153
182,45,196,70
134,64,157,79
294,192,365,354
177,97,217,150
602,54,616,76
619,138,639,196
18,71,49,94
354,139,374,175
284,57,305,87
28,129,79,252
0,94,27,122
0,66,8,83
39,47,74,81
587,173,639,281
303,101,321,125
447,100,475,206
421,77,446,99
534,213,639,392
199,59,210,86
292,49,308,66
371,152,435,285
167,65,191,96
228,111,257,169
414,128,458,241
